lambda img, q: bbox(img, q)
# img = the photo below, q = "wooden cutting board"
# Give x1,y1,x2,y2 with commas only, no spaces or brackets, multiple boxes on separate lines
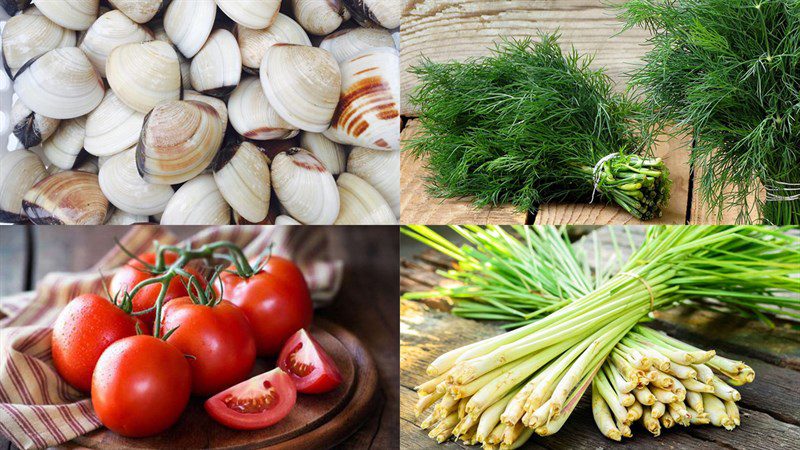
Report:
69,319,379,449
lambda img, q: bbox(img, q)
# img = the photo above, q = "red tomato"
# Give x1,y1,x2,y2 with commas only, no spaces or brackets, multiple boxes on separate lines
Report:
109,251,205,327
161,297,257,396
92,335,191,437
204,368,296,430
216,257,313,356
278,329,342,394
51,294,147,393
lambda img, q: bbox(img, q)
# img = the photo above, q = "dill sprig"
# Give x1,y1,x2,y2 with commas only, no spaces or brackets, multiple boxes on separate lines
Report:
619,0,800,224
408,34,671,220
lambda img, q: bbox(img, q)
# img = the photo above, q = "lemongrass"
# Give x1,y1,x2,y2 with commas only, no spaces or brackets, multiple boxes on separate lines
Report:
641,406,661,436
703,394,735,430
628,401,643,422
725,400,741,427
620,392,635,407
682,378,714,393
651,401,665,419
594,367,629,425
711,376,741,402
592,386,623,441
478,387,521,441
661,413,675,429
665,361,696,380
686,391,704,414
650,386,678,404
633,386,656,405
415,390,444,416
669,402,691,426
692,364,714,384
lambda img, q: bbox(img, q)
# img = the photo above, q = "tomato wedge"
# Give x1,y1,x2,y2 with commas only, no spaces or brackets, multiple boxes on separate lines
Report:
204,368,296,430
278,329,342,394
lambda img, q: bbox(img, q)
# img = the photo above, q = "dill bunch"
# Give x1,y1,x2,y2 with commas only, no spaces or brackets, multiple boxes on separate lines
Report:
619,0,800,224
408,34,671,221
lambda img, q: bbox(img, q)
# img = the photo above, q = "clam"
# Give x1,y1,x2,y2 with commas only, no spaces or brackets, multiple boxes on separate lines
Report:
79,10,153,77
292,0,346,36
163,0,216,58
347,146,399,217
190,29,242,97
228,77,297,140
343,0,400,30
236,13,311,73
106,40,181,113
260,44,342,132
11,99,60,148
300,132,346,175
216,0,280,29
0,150,48,223
108,0,162,24
1,12,76,77
213,141,271,223
22,171,108,224
13,47,105,120
99,147,174,215
160,174,231,225
271,148,339,224
334,172,395,224
1,0,31,16
105,208,149,224
324,47,399,151
42,117,86,170
183,90,229,130
151,23,193,89
274,215,301,225
84,90,145,157
319,27,395,63
136,100,224,185
34,0,99,31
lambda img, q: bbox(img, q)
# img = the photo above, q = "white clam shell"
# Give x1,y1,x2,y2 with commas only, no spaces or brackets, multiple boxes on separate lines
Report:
300,132,346,175
236,13,311,72
216,0,280,29
79,10,153,77
260,44,342,133
151,22,192,89
228,77,297,140
190,29,242,97
106,40,181,113
84,90,145,157
22,170,108,224
34,0,99,31
323,47,399,151
105,208,149,224
164,0,215,58
347,146,399,218
108,0,162,24
42,116,86,170
213,141,271,223
11,99,61,148
274,214,301,225
343,0,400,30
1,12,76,76
13,47,105,120
160,174,231,225
292,0,346,36
183,90,229,130
319,27,395,63
99,147,174,215
271,148,339,225
0,150,48,222
334,172,396,224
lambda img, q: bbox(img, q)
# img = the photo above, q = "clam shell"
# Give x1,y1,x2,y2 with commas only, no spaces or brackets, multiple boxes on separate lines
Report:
42,117,86,170
292,0,346,36
108,0,162,24
13,47,105,119
1,12,76,77
34,0,99,31
106,40,181,113
216,0,280,29
323,47,399,151
0,150,48,222
236,13,311,72
136,100,224,185
347,146,399,217
271,148,339,224
84,90,145,156
300,132,346,175
183,90,229,130
343,0,400,30
213,141,271,223
260,44,342,133
274,214,301,225
163,0,215,58
334,172,395,224
190,29,242,97
99,147,174,215
79,10,153,77
319,27,394,63
105,208,149,224
22,171,108,224
11,99,60,148
160,174,231,225
228,77,297,140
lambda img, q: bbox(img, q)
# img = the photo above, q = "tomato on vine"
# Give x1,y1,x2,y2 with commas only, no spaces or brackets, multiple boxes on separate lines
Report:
278,329,342,394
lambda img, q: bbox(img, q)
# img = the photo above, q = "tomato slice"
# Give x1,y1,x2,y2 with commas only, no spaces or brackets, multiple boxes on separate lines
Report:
277,329,343,394
204,368,296,430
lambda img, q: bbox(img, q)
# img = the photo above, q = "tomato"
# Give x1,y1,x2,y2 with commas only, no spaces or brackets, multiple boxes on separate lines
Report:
51,294,147,393
91,335,191,437
161,297,257,396
204,368,296,430
109,251,205,327
278,329,342,394
216,257,313,356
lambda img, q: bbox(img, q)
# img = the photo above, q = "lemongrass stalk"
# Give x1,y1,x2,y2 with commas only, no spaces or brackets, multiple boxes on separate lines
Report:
416,390,444,416
416,373,448,395
453,358,528,399
628,401,643,422
724,400,740,426
620,392,635,407
633,386,656,405
500,428,534,450
711,376,741,402
668,401,691,426
692,364,714,384
641,406,661,436
686,391,704,414
647,370,674,389
453,414,475,437
651,401,665,419
665,361,696,380
703,394,734,429
434,394,459,420
605,363,636,393
487,423,507,445
650,386,678,404
477,387,521,442
457,398,468,419
501,422,525,446
673,381,687,402
617,421,633,438
536,356,602,435
420,412,436,429
594,367,629,425
661,413,675,429
431,412,459,443
688,410,711,426
682,378,714,393
611,352,640,383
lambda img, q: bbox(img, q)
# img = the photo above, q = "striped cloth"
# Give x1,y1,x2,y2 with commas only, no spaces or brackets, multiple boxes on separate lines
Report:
0,226,344,450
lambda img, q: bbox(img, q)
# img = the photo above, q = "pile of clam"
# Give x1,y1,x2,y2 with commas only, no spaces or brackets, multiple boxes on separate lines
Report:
0,0,400,225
